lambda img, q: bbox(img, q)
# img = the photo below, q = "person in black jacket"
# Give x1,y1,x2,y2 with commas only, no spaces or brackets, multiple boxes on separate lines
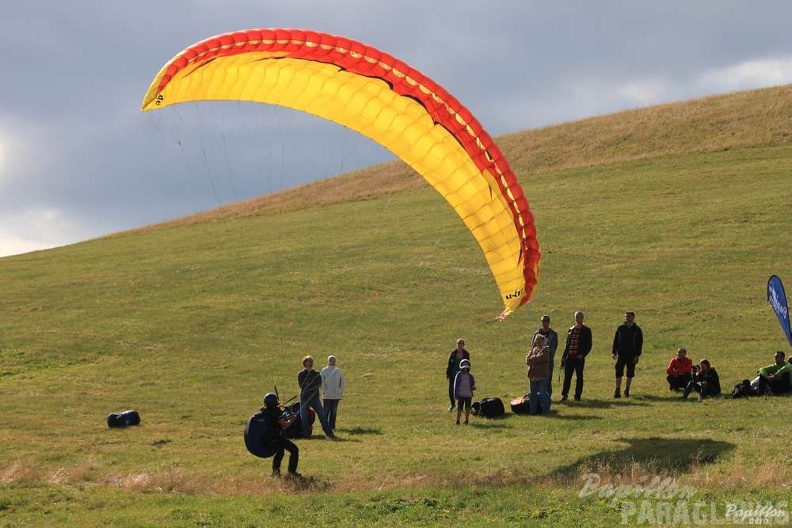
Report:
298,356,335,438
245,392,301,477
445,338,470,412
560,311,592,402
681,359,721,401
612,311,643,398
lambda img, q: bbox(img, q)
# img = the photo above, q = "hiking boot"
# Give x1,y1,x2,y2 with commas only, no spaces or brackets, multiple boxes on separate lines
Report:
613,389,621,399
574,395,581,401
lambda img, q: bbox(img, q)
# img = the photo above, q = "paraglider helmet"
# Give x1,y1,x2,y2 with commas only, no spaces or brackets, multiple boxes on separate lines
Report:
263,393,279,409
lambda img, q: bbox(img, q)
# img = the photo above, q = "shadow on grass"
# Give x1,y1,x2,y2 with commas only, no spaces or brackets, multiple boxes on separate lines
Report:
338,426,383,436
295,426,383,443
467,413,514,428
632,393,686,402
277,473,333,492
558,398,650,409
511,411,601,421
470,422,510,430
297,434,360,443
549,437,736,481
548,413,601,421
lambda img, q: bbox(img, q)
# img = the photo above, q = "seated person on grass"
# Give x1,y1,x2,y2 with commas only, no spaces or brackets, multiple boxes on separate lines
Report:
666,347,693,391
751,351,792,395
681,359,720,401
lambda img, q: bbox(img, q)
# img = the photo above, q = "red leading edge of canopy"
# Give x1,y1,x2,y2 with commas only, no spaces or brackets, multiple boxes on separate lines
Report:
154,28,538,305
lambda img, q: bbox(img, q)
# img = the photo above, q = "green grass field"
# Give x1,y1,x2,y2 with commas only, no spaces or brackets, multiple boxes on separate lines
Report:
1,87,791,527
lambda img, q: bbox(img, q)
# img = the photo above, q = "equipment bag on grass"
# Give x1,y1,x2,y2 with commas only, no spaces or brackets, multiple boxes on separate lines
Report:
510,395,531,414
472,397,505,417
107,410,141,428
730,379,756,399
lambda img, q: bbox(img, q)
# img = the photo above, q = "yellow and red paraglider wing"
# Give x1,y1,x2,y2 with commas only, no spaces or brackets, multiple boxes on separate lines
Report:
142,28,539,317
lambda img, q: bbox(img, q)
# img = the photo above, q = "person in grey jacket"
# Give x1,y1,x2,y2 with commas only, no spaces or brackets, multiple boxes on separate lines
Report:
320,355,346,431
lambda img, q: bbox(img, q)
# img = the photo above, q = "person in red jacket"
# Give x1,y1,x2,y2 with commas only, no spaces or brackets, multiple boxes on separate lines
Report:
666,347,693,391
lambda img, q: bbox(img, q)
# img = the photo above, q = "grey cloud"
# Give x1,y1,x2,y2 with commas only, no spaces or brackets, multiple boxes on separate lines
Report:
2,1,792,256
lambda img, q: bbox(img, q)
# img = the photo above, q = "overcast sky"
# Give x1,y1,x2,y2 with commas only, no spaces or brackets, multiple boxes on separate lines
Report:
2,1,791,257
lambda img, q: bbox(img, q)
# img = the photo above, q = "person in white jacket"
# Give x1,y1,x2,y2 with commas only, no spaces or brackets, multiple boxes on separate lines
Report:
320,355,346,431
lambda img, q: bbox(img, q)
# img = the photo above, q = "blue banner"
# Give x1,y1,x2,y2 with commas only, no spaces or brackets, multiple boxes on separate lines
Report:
767,275,792,346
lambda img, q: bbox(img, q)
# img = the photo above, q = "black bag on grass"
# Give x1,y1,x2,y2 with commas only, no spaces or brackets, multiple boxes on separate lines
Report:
472,397,505,418
107,410,141,428
510,395,531,414
730,379,755,399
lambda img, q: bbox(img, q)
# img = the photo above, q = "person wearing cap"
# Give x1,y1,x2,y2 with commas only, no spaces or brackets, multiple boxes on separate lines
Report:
453,359,476,424
526,333,551,415
612,311,643,398
560,311,593,401
320,355,346,432
532,315,559,396
446,338,471,412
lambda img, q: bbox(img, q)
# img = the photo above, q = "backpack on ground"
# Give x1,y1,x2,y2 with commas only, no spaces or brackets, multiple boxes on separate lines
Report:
472,397,505,418
730,379,755,399
510,395,531,415
107,410,141,428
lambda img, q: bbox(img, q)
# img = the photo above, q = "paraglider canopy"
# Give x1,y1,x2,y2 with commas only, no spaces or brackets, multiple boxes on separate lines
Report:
142,28,540,318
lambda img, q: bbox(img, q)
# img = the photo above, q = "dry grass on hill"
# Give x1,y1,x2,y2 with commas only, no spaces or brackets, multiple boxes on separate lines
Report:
499,84,792,173
147,84,792,230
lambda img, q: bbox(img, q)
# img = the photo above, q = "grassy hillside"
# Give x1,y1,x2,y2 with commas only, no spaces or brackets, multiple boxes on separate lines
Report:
1,86,791,526
157,84,792,223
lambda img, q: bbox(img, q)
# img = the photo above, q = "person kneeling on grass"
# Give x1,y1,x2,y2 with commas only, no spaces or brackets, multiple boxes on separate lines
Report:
454,359,475,425
666,347,693,391
681,359,721,401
